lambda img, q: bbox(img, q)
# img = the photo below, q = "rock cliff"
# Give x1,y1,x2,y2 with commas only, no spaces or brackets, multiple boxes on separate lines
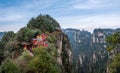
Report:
56,32,73,73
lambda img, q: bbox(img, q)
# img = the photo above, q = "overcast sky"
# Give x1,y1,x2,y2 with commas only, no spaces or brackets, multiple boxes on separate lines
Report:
0,0,120,32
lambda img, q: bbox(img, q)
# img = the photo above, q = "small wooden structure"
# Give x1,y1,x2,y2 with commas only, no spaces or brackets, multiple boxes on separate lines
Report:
21,33,48,52
21,42,32,52
32,33,48,47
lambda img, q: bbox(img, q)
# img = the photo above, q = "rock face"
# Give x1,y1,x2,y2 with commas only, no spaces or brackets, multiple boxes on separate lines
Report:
92,29,113,44
57,33,63,65
56,32,73,73
63,29,91,59
63,28,119,73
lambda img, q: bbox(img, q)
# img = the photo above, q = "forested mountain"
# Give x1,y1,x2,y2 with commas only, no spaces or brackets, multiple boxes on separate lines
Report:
0,14,119,73
63,28,120,73
0,15,73,73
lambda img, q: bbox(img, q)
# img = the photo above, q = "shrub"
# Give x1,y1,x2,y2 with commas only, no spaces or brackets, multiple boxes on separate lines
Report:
0,59,21,73
27,47,59,73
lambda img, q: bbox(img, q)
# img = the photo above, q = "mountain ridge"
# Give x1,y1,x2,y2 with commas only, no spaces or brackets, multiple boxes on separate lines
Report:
63,28,120,73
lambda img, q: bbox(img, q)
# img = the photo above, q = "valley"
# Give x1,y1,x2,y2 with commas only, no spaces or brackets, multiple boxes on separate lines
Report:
63,28,120,73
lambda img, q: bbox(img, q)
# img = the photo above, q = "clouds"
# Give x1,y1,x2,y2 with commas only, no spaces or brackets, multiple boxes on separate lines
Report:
0,14,24,22
73,0,101,9
0,0,120,32
56,13,120,32
72,0,120,9
0,23,25,32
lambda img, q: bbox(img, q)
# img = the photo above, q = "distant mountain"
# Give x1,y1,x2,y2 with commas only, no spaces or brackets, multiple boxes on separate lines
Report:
62,28,91,59
63,28,120,73
0,32,6,40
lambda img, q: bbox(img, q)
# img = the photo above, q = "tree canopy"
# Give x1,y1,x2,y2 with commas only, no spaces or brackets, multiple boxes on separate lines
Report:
27,14,60,32
106,32,120,51
106,32,120,73
109,54,120,73
0,59,21,73
0,31,16,62
16,27,35,42
1,31,15,46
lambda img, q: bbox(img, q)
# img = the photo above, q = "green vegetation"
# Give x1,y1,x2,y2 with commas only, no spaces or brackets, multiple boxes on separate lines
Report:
0,31,16,64
0,14,72,73
106,32,120,51
106,32,120,73
27,14,60,32
16,27,35,42
1,31,15,46
28,47,59,73
0,59,21,73
0,14,61,60
109,54,120,73
0,47,59,73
